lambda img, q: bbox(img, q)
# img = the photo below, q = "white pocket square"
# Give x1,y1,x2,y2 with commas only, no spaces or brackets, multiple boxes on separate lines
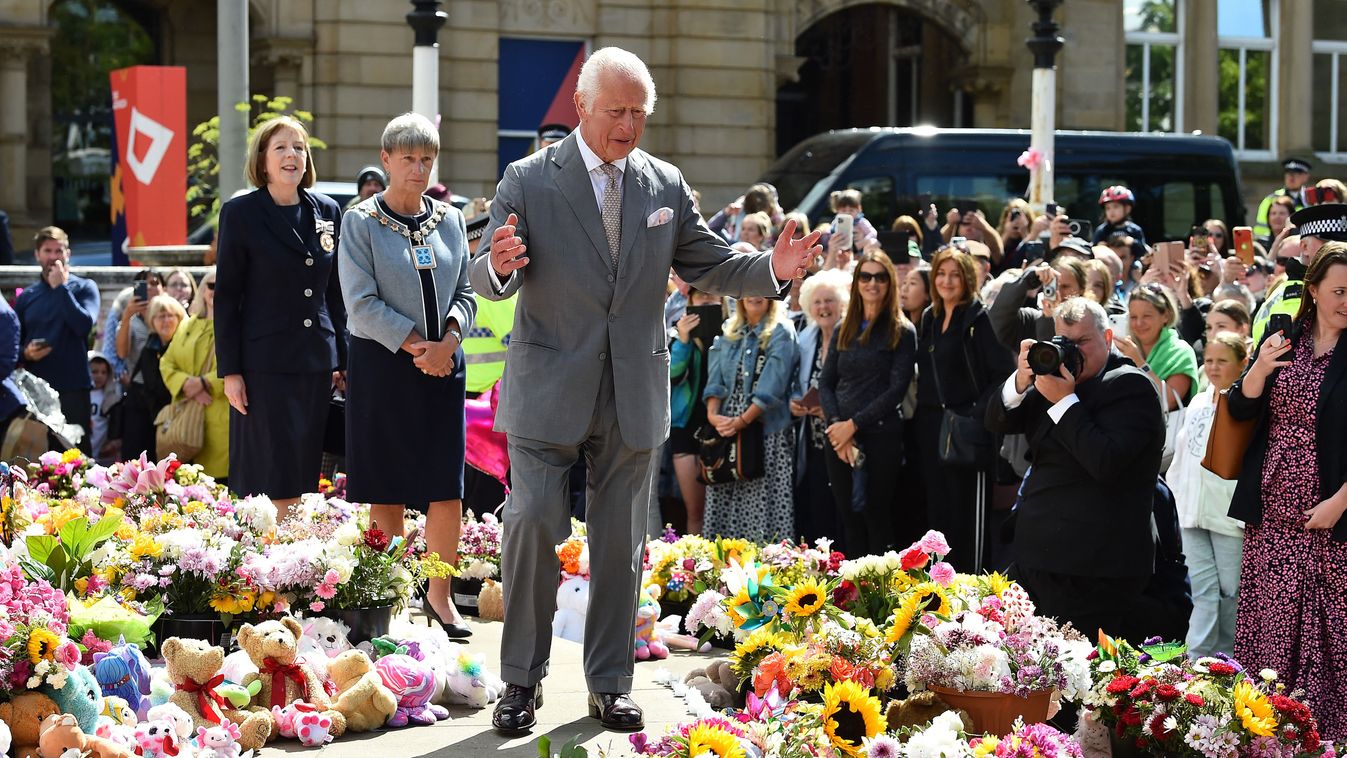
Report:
646,207,674,227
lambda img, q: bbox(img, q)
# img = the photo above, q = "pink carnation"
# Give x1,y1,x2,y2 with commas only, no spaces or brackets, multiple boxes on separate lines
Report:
309,601,326,613
930,561,955,587
917,530,951,556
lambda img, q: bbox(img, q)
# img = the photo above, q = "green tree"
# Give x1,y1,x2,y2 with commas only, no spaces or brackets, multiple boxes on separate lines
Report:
185,95,328,225
1218,49,1269,150
1124,0,1176,132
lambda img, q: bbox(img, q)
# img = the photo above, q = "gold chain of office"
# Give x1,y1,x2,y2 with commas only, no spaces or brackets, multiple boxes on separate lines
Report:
365,200,453,244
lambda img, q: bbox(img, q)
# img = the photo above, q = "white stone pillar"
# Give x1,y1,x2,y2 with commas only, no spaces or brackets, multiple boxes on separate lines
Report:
0,44,31,222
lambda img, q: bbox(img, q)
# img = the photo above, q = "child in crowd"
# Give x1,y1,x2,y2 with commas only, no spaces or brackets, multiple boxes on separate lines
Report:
1093,185,1147,245
87,351,122,465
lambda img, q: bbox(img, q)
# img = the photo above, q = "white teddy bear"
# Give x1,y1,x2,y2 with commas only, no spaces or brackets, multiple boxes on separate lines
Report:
551,575,589,643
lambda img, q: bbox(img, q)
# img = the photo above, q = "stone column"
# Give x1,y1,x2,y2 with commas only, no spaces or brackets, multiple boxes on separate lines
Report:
1276,0,1313,156
1182,0,1219,135
0,42,32,224
253,39,310,102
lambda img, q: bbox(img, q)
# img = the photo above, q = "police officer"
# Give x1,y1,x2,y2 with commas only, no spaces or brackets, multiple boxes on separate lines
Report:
1252,203,1347,344
1254,158,1312,240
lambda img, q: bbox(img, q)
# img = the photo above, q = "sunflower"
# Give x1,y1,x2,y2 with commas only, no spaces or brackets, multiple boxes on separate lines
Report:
1234,680,1277,737
685,721,746,758
910,582,952,618
783,578,828,618
820,680,886,757
27,628,61,663
885,593,922,645
730,628,789,679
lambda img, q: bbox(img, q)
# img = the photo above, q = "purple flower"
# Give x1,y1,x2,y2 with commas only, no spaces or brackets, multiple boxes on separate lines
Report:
629,732,649,754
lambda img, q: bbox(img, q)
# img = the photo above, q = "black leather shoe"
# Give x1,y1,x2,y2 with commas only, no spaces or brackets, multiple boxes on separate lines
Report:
424,602,473,639
587,692,644,731
492,683,542,734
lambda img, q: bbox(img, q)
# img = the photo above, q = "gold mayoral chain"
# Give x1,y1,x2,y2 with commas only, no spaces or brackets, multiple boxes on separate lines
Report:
366,199,453,255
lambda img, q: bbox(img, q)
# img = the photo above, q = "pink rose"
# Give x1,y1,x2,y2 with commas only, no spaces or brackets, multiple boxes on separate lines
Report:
55,640,81,669
917,530,951,557
309,601,325,613
930,562,955,587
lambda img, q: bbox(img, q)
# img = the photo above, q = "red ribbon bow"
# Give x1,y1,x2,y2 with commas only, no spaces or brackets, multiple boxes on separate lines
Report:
260,659,309,710
175,674,227,725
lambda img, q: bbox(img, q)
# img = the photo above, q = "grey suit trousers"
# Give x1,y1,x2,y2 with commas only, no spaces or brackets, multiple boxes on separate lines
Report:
499,365,656,693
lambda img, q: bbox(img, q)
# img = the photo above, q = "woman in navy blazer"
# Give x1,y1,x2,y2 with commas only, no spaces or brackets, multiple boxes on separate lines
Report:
215,116,347,516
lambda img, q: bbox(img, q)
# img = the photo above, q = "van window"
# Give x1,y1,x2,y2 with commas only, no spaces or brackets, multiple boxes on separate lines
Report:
845,176,897,228
914,175,1025,225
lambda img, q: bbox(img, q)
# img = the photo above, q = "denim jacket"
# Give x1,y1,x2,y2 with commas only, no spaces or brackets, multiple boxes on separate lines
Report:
703,319,797,435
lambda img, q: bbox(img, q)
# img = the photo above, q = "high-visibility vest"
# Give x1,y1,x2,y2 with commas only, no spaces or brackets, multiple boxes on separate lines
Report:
1253,187,1305,239
1251,278,1302,346
463,293,516,394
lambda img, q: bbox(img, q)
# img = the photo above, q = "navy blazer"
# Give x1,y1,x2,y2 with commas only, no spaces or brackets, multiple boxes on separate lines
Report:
215,187,347,376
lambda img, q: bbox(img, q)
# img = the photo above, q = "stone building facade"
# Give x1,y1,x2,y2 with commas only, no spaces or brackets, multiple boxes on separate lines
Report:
0,0,1340,245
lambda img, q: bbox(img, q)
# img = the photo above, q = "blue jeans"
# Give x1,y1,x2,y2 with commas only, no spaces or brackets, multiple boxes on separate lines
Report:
1182,527,1243,657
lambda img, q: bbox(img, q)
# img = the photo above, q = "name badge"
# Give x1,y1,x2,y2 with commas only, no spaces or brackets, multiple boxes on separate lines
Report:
412,245,436,270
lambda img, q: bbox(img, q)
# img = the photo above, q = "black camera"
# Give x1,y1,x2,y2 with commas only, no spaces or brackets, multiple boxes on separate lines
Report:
1027,336,1085,377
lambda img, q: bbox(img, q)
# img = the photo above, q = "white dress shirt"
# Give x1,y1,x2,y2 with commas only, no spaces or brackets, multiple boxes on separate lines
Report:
1001,375,1079,424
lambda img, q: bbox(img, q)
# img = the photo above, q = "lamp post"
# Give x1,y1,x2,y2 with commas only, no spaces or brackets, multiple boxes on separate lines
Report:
407,0,447,185
1026,0,1064,210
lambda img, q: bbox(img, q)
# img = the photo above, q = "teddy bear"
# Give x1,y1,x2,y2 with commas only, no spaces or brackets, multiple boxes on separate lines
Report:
328,650,397,732
158,637,272,752
196,721,243,758
373,654,449,728
37,713,135,758
38,664,104,735
477,579,504,622
131,719,181,758
301,617,353,659
235,618,346,741
145,703,193,740
93,722,138,756
0,691,62,758
552,575,589,643
635,586,670,661
884,690,973,735
682,660,739,710
93,639,153,720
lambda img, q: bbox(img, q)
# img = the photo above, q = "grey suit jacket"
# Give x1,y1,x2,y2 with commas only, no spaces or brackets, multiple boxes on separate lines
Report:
469,133,783,450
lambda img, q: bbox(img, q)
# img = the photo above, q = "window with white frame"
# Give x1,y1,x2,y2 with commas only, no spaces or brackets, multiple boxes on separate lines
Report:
1311,0,1347,158
1124,0,1183,133
1218,0,1277,159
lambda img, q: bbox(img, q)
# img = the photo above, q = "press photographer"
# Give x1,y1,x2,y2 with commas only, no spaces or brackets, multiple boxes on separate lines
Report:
986,297,1165,638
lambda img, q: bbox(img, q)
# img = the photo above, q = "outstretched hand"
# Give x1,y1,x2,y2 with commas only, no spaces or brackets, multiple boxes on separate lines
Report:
770,219,824,281
489,213,528,279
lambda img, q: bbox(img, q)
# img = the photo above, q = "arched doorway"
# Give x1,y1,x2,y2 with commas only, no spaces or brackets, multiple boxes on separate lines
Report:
776,3,972,155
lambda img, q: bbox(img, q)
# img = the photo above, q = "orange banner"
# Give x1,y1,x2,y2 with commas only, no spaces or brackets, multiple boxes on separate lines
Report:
110,66,187,252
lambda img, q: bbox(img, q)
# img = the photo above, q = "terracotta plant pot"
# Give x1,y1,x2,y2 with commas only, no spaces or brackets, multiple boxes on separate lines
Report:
927,686,1052,736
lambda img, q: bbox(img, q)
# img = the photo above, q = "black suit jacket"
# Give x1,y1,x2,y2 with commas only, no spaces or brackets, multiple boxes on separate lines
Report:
214,187,347,376
985,352,1165,577
1228,322,1347,541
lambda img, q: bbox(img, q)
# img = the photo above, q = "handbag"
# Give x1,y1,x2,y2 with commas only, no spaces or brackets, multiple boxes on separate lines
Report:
1201,388,1257,480
155,335,214,462
696,347,768,484
926,319,996,467
1159,383,1185,473
323,391,345,456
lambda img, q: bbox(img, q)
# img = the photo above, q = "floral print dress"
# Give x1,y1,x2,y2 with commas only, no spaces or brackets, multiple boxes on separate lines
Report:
1233,329,1347,740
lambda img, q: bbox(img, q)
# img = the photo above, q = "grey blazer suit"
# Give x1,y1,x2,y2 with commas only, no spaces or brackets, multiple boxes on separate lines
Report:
469,133,783,451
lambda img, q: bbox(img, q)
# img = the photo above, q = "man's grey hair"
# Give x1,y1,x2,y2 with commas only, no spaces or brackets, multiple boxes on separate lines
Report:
1213,283,1256,315
576,47,657,114
1055,297,1109,335
381,112,439,156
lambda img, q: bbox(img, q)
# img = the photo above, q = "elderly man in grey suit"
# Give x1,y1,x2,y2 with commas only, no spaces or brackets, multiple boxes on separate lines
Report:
471,47,821,734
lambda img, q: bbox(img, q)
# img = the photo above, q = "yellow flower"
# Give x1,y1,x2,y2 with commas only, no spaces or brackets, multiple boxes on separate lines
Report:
60,448,83,464
783,578,827,618
129,534,163,561
820,680,886,757
718,538,754,564
27,628,61,664
972,737,1000,756
183,501,206,514
114,523,136,541
889,571,916,593
730,628,789,677
910,582,952,618
1233,680,1277,737
885,593,922,645
874,667,895,691
685,721,746,758
209,588,258,615
984,572,1012,597
74,577,89,595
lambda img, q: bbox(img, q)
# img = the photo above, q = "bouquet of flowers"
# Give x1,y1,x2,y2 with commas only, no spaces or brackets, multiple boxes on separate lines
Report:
0,554,79,697
25,448,93,500
457,510,502,581
756,537,845,589
307,511,453,613
871,712,1084,757
686,557,781,643
645,528,720,603
317,472,347,500
1084,634,1335,757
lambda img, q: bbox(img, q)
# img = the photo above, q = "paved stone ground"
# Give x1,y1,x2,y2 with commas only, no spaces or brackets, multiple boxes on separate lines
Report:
258,610,722,758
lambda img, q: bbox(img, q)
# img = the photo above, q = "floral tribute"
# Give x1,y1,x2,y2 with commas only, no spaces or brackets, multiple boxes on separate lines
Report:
456,510,503,581
0,549,81,697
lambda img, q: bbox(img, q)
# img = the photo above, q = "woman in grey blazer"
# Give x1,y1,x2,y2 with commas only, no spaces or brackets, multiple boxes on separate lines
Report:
339,113,477,637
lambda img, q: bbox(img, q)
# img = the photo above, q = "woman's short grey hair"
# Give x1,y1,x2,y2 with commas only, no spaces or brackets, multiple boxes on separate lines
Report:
1213,283,1256,315
1055,297,1109,335
576,47,657,114
798,268,851,326
381,112,440,156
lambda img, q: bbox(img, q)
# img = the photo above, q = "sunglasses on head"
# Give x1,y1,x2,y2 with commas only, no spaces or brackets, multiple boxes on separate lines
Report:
857,270,890,284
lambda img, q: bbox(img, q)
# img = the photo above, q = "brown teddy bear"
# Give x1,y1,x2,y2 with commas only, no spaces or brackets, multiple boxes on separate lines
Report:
683,659,741,710
37,713,135,758
0,691,61,758
885,690,973,735
477,579,504,622
328,650,397,732
160,636,273,752
237,617,346,740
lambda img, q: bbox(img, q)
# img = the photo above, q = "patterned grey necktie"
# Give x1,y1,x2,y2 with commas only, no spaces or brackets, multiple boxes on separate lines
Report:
599,163,621,268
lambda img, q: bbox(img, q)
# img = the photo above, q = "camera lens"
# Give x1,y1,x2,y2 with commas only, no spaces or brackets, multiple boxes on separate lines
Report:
1027,341,1064,376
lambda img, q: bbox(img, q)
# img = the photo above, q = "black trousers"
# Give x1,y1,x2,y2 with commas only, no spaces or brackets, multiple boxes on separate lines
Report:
794,438,838,545
822,421,907,556
915,406,991,573
59,388,92,455
1010,564,1148,641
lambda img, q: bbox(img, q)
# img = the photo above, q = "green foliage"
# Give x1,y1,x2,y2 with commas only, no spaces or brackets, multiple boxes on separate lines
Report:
1218,48,1269,151
537,734,590,758
1123,0,1177,132
185,95,328,224
20,515,122,592
49,0,154,124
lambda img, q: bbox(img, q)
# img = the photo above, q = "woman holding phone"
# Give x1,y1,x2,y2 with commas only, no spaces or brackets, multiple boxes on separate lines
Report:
1229,243,1347,739
669,288,724,536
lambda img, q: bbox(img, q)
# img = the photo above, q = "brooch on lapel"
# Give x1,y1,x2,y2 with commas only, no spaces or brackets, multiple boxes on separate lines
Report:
315,218,336,252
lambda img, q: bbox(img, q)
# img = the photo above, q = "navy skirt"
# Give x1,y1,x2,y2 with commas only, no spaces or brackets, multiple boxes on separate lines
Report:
345,336,466,506
229,371,330,499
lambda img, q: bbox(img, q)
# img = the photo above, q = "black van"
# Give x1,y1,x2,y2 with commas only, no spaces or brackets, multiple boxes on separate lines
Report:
760,128,1245,243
